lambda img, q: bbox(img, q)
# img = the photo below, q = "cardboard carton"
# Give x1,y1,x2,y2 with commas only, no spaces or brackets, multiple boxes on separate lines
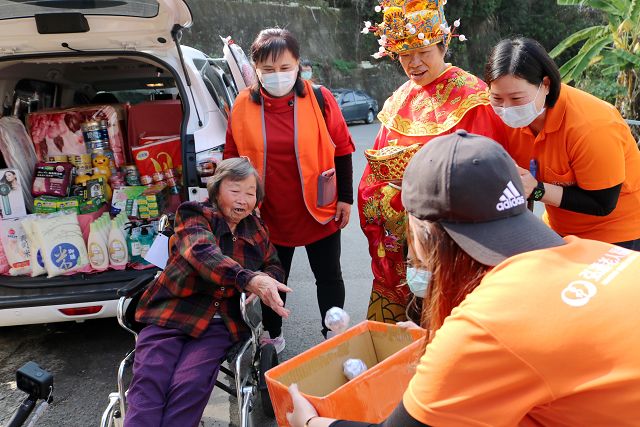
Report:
265,320,426,426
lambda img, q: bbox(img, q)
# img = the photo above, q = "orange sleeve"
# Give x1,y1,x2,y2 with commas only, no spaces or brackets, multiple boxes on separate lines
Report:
567,120,627,190
403,313,552,426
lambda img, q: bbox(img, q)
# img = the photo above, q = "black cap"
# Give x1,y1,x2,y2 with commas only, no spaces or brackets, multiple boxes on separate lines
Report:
401,130,565,266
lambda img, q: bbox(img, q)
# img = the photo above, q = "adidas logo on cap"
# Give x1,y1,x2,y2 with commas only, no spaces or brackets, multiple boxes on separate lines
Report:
496,181,525,211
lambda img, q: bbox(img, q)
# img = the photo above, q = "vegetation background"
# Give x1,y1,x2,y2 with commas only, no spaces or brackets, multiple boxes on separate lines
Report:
184,0,640,130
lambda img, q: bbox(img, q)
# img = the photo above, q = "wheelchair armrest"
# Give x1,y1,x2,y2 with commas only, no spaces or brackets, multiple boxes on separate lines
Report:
117,271,158,298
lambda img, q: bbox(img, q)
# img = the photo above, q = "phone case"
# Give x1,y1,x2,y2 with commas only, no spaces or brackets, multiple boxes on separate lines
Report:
317,168,337,207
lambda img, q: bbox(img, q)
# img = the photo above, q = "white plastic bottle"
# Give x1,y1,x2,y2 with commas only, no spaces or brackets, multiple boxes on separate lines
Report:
108,218,129,267
87,222,109,270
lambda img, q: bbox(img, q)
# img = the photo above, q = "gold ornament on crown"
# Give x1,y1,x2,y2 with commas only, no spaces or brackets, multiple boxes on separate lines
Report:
361,0,467,59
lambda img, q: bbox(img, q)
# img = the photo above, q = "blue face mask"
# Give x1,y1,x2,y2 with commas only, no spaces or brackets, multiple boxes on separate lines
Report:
406,266,431,298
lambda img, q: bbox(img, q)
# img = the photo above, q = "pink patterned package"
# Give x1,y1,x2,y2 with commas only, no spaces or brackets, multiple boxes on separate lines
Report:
27,104,126,168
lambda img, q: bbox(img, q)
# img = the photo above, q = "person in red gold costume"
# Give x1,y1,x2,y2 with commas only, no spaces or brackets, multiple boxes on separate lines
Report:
359,0,506,323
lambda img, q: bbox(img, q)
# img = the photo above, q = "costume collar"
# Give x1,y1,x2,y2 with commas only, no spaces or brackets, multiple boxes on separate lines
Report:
377,66,491,136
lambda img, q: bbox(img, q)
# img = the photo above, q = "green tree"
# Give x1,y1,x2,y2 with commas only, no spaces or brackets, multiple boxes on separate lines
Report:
550,0,640,127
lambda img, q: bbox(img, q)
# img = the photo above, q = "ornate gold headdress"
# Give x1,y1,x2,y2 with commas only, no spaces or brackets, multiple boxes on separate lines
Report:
362,0,466,58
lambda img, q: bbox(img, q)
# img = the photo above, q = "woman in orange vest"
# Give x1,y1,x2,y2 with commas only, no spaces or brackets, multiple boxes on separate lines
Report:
225,28,355,352
486,37,640,249
358,0,507,324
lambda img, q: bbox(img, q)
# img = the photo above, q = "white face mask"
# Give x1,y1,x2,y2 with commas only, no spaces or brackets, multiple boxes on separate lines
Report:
257,69,298,97
406,266,431,298
492,83,546,128
301,70,313,80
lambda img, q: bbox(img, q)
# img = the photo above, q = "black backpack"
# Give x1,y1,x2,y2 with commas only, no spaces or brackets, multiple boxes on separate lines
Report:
311,84,326,121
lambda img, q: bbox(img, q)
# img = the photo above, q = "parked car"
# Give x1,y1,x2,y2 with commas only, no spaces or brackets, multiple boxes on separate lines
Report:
332,89,379,124
0,0,245,327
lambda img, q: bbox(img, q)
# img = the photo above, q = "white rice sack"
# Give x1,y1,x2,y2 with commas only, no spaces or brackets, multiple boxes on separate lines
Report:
33,213,89,278
0,218,31,275
20,215,47,277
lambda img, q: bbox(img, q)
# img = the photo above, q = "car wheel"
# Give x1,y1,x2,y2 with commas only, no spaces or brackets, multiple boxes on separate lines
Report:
366,109,375,124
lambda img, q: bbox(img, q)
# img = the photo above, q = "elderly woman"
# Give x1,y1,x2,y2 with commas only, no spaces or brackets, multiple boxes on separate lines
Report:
124,158,290,427
358,0,506,323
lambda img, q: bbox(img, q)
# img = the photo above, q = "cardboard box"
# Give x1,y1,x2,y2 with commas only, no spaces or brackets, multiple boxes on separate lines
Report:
265,321,426,427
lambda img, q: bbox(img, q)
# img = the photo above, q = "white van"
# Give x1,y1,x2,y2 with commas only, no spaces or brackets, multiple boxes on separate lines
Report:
0,0,249,327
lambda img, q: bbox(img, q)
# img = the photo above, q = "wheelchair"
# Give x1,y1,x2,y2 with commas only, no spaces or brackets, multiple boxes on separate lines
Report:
100,216,279,427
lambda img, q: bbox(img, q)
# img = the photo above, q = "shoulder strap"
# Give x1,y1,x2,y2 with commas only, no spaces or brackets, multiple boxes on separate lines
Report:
311,84,326,120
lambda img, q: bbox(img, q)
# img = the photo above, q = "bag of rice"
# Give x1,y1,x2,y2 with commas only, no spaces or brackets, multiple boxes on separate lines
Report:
33,213,89,278
21,215,47,277
0,237,10,274
0,218,31,275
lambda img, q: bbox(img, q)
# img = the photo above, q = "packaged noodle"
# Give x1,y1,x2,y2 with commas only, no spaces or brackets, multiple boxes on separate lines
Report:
0,218,31,275
32,213,89,278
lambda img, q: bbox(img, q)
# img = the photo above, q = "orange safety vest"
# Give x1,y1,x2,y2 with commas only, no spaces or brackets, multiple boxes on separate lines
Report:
230,80,337,224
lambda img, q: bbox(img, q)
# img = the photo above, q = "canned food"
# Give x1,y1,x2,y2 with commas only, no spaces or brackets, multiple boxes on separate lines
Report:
109,173,126,189
69,154,92,167
122,164,141,186
152,171,164,183
81,120,110,149
140,175,153,185
166,177,178,187
163,168,176,178
47,155,68,163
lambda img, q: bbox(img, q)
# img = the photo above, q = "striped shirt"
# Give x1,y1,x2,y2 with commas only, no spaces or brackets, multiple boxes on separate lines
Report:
136,201,284,341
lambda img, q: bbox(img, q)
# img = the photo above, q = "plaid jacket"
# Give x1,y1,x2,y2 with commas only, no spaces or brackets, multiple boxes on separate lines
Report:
136,201,284,341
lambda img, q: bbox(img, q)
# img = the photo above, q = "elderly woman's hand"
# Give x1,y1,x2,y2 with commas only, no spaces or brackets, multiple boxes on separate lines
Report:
246,274,292,318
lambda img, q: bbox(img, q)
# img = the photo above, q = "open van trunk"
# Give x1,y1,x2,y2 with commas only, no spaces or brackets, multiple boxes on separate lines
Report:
0,0,247,326
0,52,187,324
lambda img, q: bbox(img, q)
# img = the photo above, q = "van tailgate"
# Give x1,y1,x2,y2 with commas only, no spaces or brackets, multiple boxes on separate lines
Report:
0,269,158,309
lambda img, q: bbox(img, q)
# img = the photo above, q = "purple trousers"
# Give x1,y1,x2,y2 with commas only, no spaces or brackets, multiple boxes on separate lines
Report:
124,319,233,427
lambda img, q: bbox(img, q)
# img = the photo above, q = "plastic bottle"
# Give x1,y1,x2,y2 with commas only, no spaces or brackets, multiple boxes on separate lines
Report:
108,218,129,266
126,222,142,263
138,222,155,265
87,222,109,270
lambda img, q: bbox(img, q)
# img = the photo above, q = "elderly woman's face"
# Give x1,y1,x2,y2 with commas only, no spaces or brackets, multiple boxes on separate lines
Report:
216,176,257,226
398,45,446,87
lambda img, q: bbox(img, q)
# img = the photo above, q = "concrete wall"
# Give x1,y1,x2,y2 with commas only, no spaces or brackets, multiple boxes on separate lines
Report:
182,0,406,107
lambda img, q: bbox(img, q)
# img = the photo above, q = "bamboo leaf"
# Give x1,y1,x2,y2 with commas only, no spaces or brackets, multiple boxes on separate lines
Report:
549,26,607,57
602,64,622,75
612,49,640,66
558,54,583,82
628,0,640,21
557,0,627,15
568,36,612,80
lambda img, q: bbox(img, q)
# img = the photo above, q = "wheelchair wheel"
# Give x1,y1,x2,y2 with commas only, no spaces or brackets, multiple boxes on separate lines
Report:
258,343,278,418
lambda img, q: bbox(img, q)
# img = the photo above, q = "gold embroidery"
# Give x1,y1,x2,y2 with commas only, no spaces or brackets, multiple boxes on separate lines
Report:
378,67,491,137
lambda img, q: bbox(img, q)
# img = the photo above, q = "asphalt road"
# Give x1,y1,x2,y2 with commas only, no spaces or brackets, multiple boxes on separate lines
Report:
0,122,380,427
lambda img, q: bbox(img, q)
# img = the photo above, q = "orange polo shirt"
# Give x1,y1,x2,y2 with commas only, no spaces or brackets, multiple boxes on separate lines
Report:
403,236,640,426
501,84,640,243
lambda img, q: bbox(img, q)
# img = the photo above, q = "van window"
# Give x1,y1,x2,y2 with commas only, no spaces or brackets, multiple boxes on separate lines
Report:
0,0,159,20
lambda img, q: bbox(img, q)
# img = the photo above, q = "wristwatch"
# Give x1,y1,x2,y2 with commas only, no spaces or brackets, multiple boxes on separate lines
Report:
530,181,545,201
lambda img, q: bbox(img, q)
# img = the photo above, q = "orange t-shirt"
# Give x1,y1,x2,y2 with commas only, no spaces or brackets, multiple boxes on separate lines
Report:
403,236,640,426
501,84,640,243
